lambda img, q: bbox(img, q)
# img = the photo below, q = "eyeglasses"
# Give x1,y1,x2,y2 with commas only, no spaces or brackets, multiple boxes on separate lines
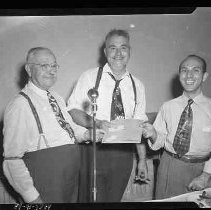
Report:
28,63,60,71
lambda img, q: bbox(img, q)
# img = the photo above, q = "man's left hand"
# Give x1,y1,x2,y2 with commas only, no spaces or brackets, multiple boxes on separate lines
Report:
135,159,150,184
83,129,105,143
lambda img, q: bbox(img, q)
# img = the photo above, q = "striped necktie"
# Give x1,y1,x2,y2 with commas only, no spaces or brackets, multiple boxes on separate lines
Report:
173,98,194,156
108,73,125,121
47,91,76,141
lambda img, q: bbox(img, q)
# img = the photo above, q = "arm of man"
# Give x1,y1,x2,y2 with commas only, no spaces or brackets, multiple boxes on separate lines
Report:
67,68,95,129
68,109,93,129
142,122,157,144
67,68,110,132
66,109,105,143
69,108,110,131
132,79,149,179
188,159,211,191
136,143,149,180
3,98,42,203
146,105,167,151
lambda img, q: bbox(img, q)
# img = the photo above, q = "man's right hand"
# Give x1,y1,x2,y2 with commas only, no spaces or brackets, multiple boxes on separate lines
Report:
83,128,105,143
29,195,44,203
142,122,157,144
96,119,111,131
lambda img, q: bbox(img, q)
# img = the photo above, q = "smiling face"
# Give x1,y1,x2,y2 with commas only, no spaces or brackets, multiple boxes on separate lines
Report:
179,56,208,98
104,35,130,76
25,49,58,91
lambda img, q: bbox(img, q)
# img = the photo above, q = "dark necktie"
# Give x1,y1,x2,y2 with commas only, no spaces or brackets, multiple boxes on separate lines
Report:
109,73,125,121
47,91,76,141
173,98,194,156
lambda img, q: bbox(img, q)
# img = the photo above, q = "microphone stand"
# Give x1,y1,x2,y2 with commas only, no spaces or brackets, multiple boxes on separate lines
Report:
88,88,98,202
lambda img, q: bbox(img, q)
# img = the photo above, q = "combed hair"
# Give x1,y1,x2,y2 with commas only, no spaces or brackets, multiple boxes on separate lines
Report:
105,29,130,43
179,54,207,73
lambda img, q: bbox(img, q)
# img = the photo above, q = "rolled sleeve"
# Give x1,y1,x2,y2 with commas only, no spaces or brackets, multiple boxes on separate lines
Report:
147,132,165,151
203,159,211,174
67,70,93,112
3,161,39,202
147,106,166,151
69,117,88,142
133,80,148,121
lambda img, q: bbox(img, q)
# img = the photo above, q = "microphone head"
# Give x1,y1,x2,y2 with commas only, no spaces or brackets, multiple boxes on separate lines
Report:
87,88,99,101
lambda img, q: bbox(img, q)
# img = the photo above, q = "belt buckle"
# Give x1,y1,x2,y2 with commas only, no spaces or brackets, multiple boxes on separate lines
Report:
175,153,182,159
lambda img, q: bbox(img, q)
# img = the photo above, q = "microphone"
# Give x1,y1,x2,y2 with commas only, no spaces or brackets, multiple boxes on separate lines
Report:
87,88,99,102
87,88,99,201
87,88,99,114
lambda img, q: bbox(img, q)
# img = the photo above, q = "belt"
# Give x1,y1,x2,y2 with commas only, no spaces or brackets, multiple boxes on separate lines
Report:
165,150,210,163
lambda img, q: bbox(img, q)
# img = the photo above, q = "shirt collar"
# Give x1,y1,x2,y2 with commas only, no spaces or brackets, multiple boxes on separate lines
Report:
181,92,205,104
27,81,48,98
103,63,130,79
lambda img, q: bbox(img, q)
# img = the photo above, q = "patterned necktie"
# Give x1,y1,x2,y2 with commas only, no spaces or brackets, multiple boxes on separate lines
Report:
173,98,194,156
47,91,76,141
109,73,125,121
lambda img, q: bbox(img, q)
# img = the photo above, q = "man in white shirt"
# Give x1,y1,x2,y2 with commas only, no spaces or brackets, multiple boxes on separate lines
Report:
142,54,211,199
3,47,101,203
68,29,152,202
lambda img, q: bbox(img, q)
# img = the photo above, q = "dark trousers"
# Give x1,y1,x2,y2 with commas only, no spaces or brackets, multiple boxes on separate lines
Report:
155,150,205,199
23,144,80,203
79,143,134,202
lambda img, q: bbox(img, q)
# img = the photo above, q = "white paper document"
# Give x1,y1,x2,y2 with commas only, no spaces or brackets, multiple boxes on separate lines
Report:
147,188,211,208
102,119,143,143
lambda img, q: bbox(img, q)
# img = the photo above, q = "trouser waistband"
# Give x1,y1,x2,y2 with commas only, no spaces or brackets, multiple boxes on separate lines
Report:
165,150,210,163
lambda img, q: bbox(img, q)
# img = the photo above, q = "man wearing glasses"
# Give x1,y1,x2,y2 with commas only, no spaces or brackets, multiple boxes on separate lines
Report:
2,47,100,203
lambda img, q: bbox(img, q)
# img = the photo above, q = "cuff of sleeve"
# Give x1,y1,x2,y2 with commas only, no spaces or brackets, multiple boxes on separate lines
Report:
147,133,163,151
21,188,40,203
75,127,88,143
148,140,158,150
148,140,161,150
203,159,211,174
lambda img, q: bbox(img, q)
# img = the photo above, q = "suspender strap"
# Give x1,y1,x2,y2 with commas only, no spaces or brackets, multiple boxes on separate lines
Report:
94,67,103,91
129,73,137,106
19,91,43,134
94,67,137,114
4,92,46,160
94,67,137,105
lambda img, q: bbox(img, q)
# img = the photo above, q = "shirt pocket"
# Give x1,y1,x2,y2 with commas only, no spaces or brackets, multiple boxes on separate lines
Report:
192,126,211,153
202,126,211,132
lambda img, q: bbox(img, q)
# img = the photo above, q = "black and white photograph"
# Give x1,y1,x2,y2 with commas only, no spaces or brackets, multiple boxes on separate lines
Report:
0,7,211,209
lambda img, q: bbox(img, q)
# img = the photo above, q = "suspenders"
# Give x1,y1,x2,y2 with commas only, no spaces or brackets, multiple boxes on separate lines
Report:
4,69,137,160
94,67,103,91
95,67,137,116
19,92,49,150
129,73,137,116
19,91,43,135
4,91,47,160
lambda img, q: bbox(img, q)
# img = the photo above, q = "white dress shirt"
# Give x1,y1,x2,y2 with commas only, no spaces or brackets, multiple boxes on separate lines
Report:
3,81,87,202
67,63,148,122
148,93,211,173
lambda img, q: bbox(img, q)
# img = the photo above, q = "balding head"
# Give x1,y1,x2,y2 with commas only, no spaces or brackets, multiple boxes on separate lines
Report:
179,54,207,73
26,47,55,63
25,47,58,91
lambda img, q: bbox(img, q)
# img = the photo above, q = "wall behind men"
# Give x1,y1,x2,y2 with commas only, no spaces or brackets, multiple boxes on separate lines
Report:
0,7,211,121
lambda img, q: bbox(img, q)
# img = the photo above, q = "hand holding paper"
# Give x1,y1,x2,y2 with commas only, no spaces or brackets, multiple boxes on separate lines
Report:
142,122,157,143
84,128,106,143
